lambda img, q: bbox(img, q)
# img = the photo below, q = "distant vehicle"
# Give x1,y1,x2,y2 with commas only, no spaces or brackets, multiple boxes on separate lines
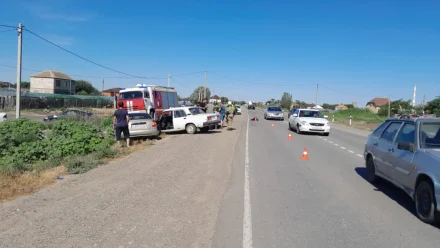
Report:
43,109,93,121
364,117,440,224
288,109,330,136
0,112,7,122
264,106,284,121
248,101,255,110
158,106,220,134
288,108,297,118
236,106,242,115
118,84,178,120
124,111,160,139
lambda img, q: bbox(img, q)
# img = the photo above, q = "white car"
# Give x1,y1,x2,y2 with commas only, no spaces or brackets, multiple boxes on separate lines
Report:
158,106,221,134
288,109,330,136
0,112,7,122
236,106,242,115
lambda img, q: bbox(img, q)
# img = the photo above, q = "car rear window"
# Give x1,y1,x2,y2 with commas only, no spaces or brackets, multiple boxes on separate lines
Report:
420,122,440,149
129,113,152,120
268,107,282,111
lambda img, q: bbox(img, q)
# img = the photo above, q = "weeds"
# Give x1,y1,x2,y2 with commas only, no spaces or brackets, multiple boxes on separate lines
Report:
65,154,100,174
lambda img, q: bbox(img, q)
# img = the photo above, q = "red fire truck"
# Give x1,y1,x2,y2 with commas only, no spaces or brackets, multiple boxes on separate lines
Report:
117,84,179,119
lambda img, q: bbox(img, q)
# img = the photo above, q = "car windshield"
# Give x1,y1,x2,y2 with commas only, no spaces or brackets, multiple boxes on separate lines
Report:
129,113,152,120
120,91,143,100
189,107,201,115
299,110,323,118
420,122,440,149
268,107,282,112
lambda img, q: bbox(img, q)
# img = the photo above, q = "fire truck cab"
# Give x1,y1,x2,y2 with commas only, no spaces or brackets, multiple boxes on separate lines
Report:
118,84,178,120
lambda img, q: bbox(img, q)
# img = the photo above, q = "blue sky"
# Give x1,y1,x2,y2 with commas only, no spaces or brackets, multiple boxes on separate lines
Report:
0,0,439,106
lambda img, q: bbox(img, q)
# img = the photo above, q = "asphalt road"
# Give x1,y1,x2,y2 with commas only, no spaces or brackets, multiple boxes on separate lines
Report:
2,108,440,247
213,109,440,248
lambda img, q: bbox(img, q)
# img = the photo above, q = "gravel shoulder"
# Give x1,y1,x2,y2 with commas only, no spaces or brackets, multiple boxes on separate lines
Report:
0,114,245,248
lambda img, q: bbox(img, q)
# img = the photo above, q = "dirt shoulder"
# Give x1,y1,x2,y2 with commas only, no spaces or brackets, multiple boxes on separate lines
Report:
0,114,245,248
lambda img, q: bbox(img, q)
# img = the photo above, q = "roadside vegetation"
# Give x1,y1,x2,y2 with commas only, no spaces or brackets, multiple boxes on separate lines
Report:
0,114,158,201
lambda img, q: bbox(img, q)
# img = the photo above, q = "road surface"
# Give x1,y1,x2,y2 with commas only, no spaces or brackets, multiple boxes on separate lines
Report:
213,109,440,248
1,109,440,248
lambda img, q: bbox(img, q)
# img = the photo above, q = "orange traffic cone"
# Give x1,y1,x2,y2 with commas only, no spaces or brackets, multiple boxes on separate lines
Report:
301,148,309,160
271,123,274,128
288,133,292,140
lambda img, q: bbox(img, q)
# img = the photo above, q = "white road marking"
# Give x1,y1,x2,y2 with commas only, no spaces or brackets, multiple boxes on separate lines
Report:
334,144,339,147
329,141,334,144
323,139,327,141
340,147,346,150
356,154,363,158
348,150,355,153
243,114,253,248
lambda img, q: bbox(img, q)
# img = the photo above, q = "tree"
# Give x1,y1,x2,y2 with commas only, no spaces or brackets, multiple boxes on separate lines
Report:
75,80,100,95
20,81,30,89
220,96,229,103
189,86,211,103
425,97,440,114
177,95,182,101
377,99,411,117
280,92,293,110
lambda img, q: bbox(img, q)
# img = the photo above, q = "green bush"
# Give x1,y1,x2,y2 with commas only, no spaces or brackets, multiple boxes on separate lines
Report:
331,108,386,123
0,115,116,174
65,154,100,174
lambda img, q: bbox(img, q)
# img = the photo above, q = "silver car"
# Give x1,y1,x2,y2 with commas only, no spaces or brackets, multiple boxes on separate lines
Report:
264,106,284,121
364,117,440,224
126,111,160,138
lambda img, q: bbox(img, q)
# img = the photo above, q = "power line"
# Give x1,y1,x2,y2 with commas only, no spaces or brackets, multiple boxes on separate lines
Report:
319,85,365,97
209,71,308,87
0,24,17,29
0,28,16,33
172,71,205,77
0,64,166,79
23,27,160,79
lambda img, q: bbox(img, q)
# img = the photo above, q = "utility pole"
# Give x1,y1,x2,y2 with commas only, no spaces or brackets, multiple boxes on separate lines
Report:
102,79,104,96
15,23,23,119
315,84,319,106
388,95,391,118
422,94,426,106
168,74,171,87
204,71,207,100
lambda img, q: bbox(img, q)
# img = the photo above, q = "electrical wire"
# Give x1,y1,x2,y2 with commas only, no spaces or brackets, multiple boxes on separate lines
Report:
172,71,205,77
0,24,17,29
0,28,16,33
23,27,163,79
0,64,165,79
209,71,308,87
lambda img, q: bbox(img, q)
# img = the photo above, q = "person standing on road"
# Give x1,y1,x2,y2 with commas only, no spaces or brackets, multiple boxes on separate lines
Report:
113,102,130,147
219,102,226,128
199,99,207,113
225,101,236,130
206,100,214,113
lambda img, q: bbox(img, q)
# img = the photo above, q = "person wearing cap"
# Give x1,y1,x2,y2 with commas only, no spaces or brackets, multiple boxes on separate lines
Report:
225,101,236,130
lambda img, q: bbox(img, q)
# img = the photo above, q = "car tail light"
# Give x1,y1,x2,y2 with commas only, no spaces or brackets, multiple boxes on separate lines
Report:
152,120,157,127
207,116,212,121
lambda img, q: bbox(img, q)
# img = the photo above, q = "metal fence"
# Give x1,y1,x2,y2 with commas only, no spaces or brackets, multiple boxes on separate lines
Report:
0,90,114,110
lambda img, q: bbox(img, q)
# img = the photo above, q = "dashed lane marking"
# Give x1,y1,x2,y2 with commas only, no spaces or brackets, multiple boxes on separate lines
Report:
356,154,363,158
348,150,355,153
340,147,346,150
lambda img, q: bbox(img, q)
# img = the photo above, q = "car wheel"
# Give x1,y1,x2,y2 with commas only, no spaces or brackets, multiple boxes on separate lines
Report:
415,181,439,224
200,127,209,133
366,156,379,183
186,124,197,134
281,118,284,121
288,122,293,131
296,124,301,134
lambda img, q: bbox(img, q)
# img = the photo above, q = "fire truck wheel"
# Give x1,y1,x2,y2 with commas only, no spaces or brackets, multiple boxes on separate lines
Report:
186,124,197,134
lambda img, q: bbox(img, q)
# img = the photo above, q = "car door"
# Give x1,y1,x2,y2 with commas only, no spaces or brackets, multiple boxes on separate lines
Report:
173,110,187,130
376,122,403,180
390,123,416,189
290,109,299,126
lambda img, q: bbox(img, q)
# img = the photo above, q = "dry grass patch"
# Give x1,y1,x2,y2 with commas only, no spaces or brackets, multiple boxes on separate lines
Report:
0,166,65,202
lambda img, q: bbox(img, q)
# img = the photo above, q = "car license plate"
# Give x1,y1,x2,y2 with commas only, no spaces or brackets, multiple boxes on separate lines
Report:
212,116,217,120
133,125,147,129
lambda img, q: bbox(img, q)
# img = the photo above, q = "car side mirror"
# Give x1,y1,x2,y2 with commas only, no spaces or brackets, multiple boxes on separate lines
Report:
324,115,328,119
292,114,298,117
397,142,415,152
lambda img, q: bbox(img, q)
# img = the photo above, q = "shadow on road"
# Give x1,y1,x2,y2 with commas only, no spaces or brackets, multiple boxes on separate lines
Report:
354,167,417,216
355,167,440,229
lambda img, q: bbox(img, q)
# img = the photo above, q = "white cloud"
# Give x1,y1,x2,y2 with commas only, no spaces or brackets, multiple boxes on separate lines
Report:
24,1,92,22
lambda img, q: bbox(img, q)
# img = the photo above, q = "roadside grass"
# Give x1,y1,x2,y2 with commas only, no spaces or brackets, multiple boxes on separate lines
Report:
323,109,385,131
0,115,164,201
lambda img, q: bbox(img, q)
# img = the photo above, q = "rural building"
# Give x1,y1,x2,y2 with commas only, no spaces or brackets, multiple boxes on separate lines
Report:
30,70,75,94
209,95,221,103
366,97,389,113
102,87,121,97
335,104,348,111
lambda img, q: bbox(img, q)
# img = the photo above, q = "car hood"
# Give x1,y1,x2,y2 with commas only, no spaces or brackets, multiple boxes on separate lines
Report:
298,117,328,123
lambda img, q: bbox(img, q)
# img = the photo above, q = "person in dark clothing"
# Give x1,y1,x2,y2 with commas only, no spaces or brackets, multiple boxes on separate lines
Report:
113,102,130,147
199,99,207,113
